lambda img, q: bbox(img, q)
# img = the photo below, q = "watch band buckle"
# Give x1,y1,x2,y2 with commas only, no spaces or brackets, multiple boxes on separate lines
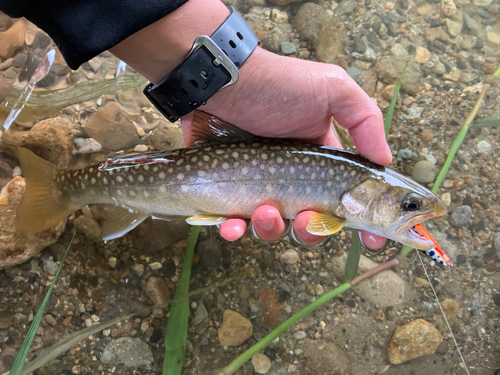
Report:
185,35,239,89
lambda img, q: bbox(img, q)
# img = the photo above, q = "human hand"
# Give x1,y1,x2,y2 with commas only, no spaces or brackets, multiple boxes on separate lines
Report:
180,47,392,248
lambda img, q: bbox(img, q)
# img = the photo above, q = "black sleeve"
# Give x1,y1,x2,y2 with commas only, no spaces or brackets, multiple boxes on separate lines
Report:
0,0,188,69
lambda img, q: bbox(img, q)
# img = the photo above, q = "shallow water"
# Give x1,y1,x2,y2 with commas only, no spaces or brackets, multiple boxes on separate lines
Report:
0,1,499,374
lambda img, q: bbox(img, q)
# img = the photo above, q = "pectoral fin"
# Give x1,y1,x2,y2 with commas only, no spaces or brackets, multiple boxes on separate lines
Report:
101,206,148,241
306,212,346,236
186,215,229,226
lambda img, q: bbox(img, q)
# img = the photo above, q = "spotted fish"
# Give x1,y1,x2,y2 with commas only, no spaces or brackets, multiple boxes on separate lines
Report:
12,111,447,252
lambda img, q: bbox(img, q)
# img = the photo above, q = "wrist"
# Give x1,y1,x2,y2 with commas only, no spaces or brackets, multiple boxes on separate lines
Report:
109,0,230,83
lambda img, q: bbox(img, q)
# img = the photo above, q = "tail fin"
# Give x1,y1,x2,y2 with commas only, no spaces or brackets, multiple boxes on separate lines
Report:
14,147,72,234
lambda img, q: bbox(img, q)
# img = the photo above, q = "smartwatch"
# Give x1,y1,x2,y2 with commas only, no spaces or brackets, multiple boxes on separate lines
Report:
143,6,259,122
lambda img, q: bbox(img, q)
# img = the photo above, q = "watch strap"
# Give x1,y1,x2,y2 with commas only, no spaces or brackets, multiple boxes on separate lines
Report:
143,7,259,122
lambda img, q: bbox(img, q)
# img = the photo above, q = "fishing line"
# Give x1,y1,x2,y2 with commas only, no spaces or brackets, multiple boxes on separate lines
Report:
416,251,471,375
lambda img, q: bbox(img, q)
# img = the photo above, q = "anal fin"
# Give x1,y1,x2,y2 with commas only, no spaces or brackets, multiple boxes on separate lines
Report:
186,214,229,226
306,212,346,236
101,206,148,241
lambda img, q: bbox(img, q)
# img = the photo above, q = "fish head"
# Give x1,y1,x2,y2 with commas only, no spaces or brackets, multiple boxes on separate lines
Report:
340,170,447,249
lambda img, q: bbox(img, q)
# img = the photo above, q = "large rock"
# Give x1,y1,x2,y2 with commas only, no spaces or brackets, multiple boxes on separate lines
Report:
315,16,340,64
0,177,65,270
84,102,139,151
387,319,442,364
293,3,325,42
100,337,154,367
0,20,27,59
297,339,352,374
218,309,253,346
329,253,406,306
2,116,75,169
375,56,422,93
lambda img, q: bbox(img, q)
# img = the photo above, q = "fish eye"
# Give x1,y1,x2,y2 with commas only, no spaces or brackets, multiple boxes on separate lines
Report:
402,193,422,211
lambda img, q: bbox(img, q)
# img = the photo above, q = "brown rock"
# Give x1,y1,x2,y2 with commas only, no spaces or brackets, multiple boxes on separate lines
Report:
440,298,459,321
298,339,352,374
0,12,13,31
2,117,75,169
149,125,185,151
381,84,396,101
293,3,325,42
315,16,340,64
414,46,431,64
0,20,27,59
218,309,253,346
83,102,139,151
418,130,434,142
145,276,170,306
388,319,442,364
0,177,65,270
260,288,286,328
424,27,450,42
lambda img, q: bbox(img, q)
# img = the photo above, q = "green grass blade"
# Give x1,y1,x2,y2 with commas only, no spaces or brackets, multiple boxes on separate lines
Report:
344,230,361,282
384,54,412,137
220,282,352,375
163,226,200,375
473,117,500,128
10,232,75,375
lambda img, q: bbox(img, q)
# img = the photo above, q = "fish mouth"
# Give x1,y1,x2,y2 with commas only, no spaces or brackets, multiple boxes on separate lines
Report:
392,213,436,250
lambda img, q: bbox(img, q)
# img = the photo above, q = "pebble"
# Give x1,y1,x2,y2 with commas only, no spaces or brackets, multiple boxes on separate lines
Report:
108,257,117,268
456,254,467,265
433,62,446,76
476,140,491,153
445,18,463,37
252,353,272,374
144,277,170,306
441,299,459,321
200,337,209,346
408,107,424,119
42,256,59,276
375,56,423,93
298,339,352,374
315,16,340,64
134,144,148,153
132,263,144,277
398,149,413,159
74,138,102,154
293,3,325,41
387,319,442,364
280,249,299,264
414,46,431,64
418,131,434,142
450,205,472,227
412,160,436,183
346,66,362,82
100,337,153,367
45,314,57,326
149,262,162,270
390,43,408,58
192,302,208,326
315,284,324,295
218,309,253,346
280,42,297,55
293,330,307,340
413,277,430,288
74,214,101,241
493,294,500,307
440,192,451,207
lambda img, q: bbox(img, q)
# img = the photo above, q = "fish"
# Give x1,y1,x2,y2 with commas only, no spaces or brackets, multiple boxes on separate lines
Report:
11,111,447,251
412,224,453,267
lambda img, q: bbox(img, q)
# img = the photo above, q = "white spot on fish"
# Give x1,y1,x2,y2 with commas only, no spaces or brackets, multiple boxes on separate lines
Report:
138,175,144,183
103,177,108,185
290,167,295,173
91,178,96,184
317,186,323,194
116,176,123,183
276,157,283,163
177,173,184,180
97,172,101,178
243,154,249,160
144,165,150,171
251,160,258,166
265,185,273,193
340,165,345,171
108,170,113,176
153,166,159,172
198,171,206,177
306,187,312,194
185,165,191,171
261,153,268,160
254,174,261,180
320,160,326,166
327,181,333,187
186,149,198,154
144,191,151,198
128,175,134,182
211,159,218,168
135,165,140,170
168,168,173,173
89,167,94,173
124,167,129,172
203,155,210,162
269,167,276,174
222,162,229,170
216,150,224,155
242,167,248,175
303,157,310,163
84,174,88,180
176,158,184,166
191,156,198,162
232,151,238,158
159,172,166,179
250,149,256,154
129,190,136,197
149,176,154,183
204,147,212,152
159,186,167,192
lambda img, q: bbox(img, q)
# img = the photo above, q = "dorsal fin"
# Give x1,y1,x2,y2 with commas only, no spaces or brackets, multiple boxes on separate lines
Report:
189,110,257,146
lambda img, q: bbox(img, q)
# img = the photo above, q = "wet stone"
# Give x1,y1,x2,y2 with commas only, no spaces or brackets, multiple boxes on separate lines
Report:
450,205,472,227
144,277,170,306
192,302,208,326
346,67,362,82
293,3,325,41
280,42,297,55
293,330,307,340
493,294,500,307
218,309,253,346
280,249,299,264
43,256,59,276
100,337,153,367
412,160,436,183
262,27,287,53
298,339,352,374
476,140,491,153
494,234,500,259
252,353,272,374
387,319,442,364
456,254,467,265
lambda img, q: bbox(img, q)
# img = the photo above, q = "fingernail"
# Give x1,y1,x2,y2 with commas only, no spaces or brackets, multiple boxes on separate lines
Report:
257,218,275,231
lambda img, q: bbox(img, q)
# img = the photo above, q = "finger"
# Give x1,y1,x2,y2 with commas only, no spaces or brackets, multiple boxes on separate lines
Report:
359,230,387,249
316,125,343,149
327,70,392,166
292,211,326,245
219,218,248,241
251,205,286,241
